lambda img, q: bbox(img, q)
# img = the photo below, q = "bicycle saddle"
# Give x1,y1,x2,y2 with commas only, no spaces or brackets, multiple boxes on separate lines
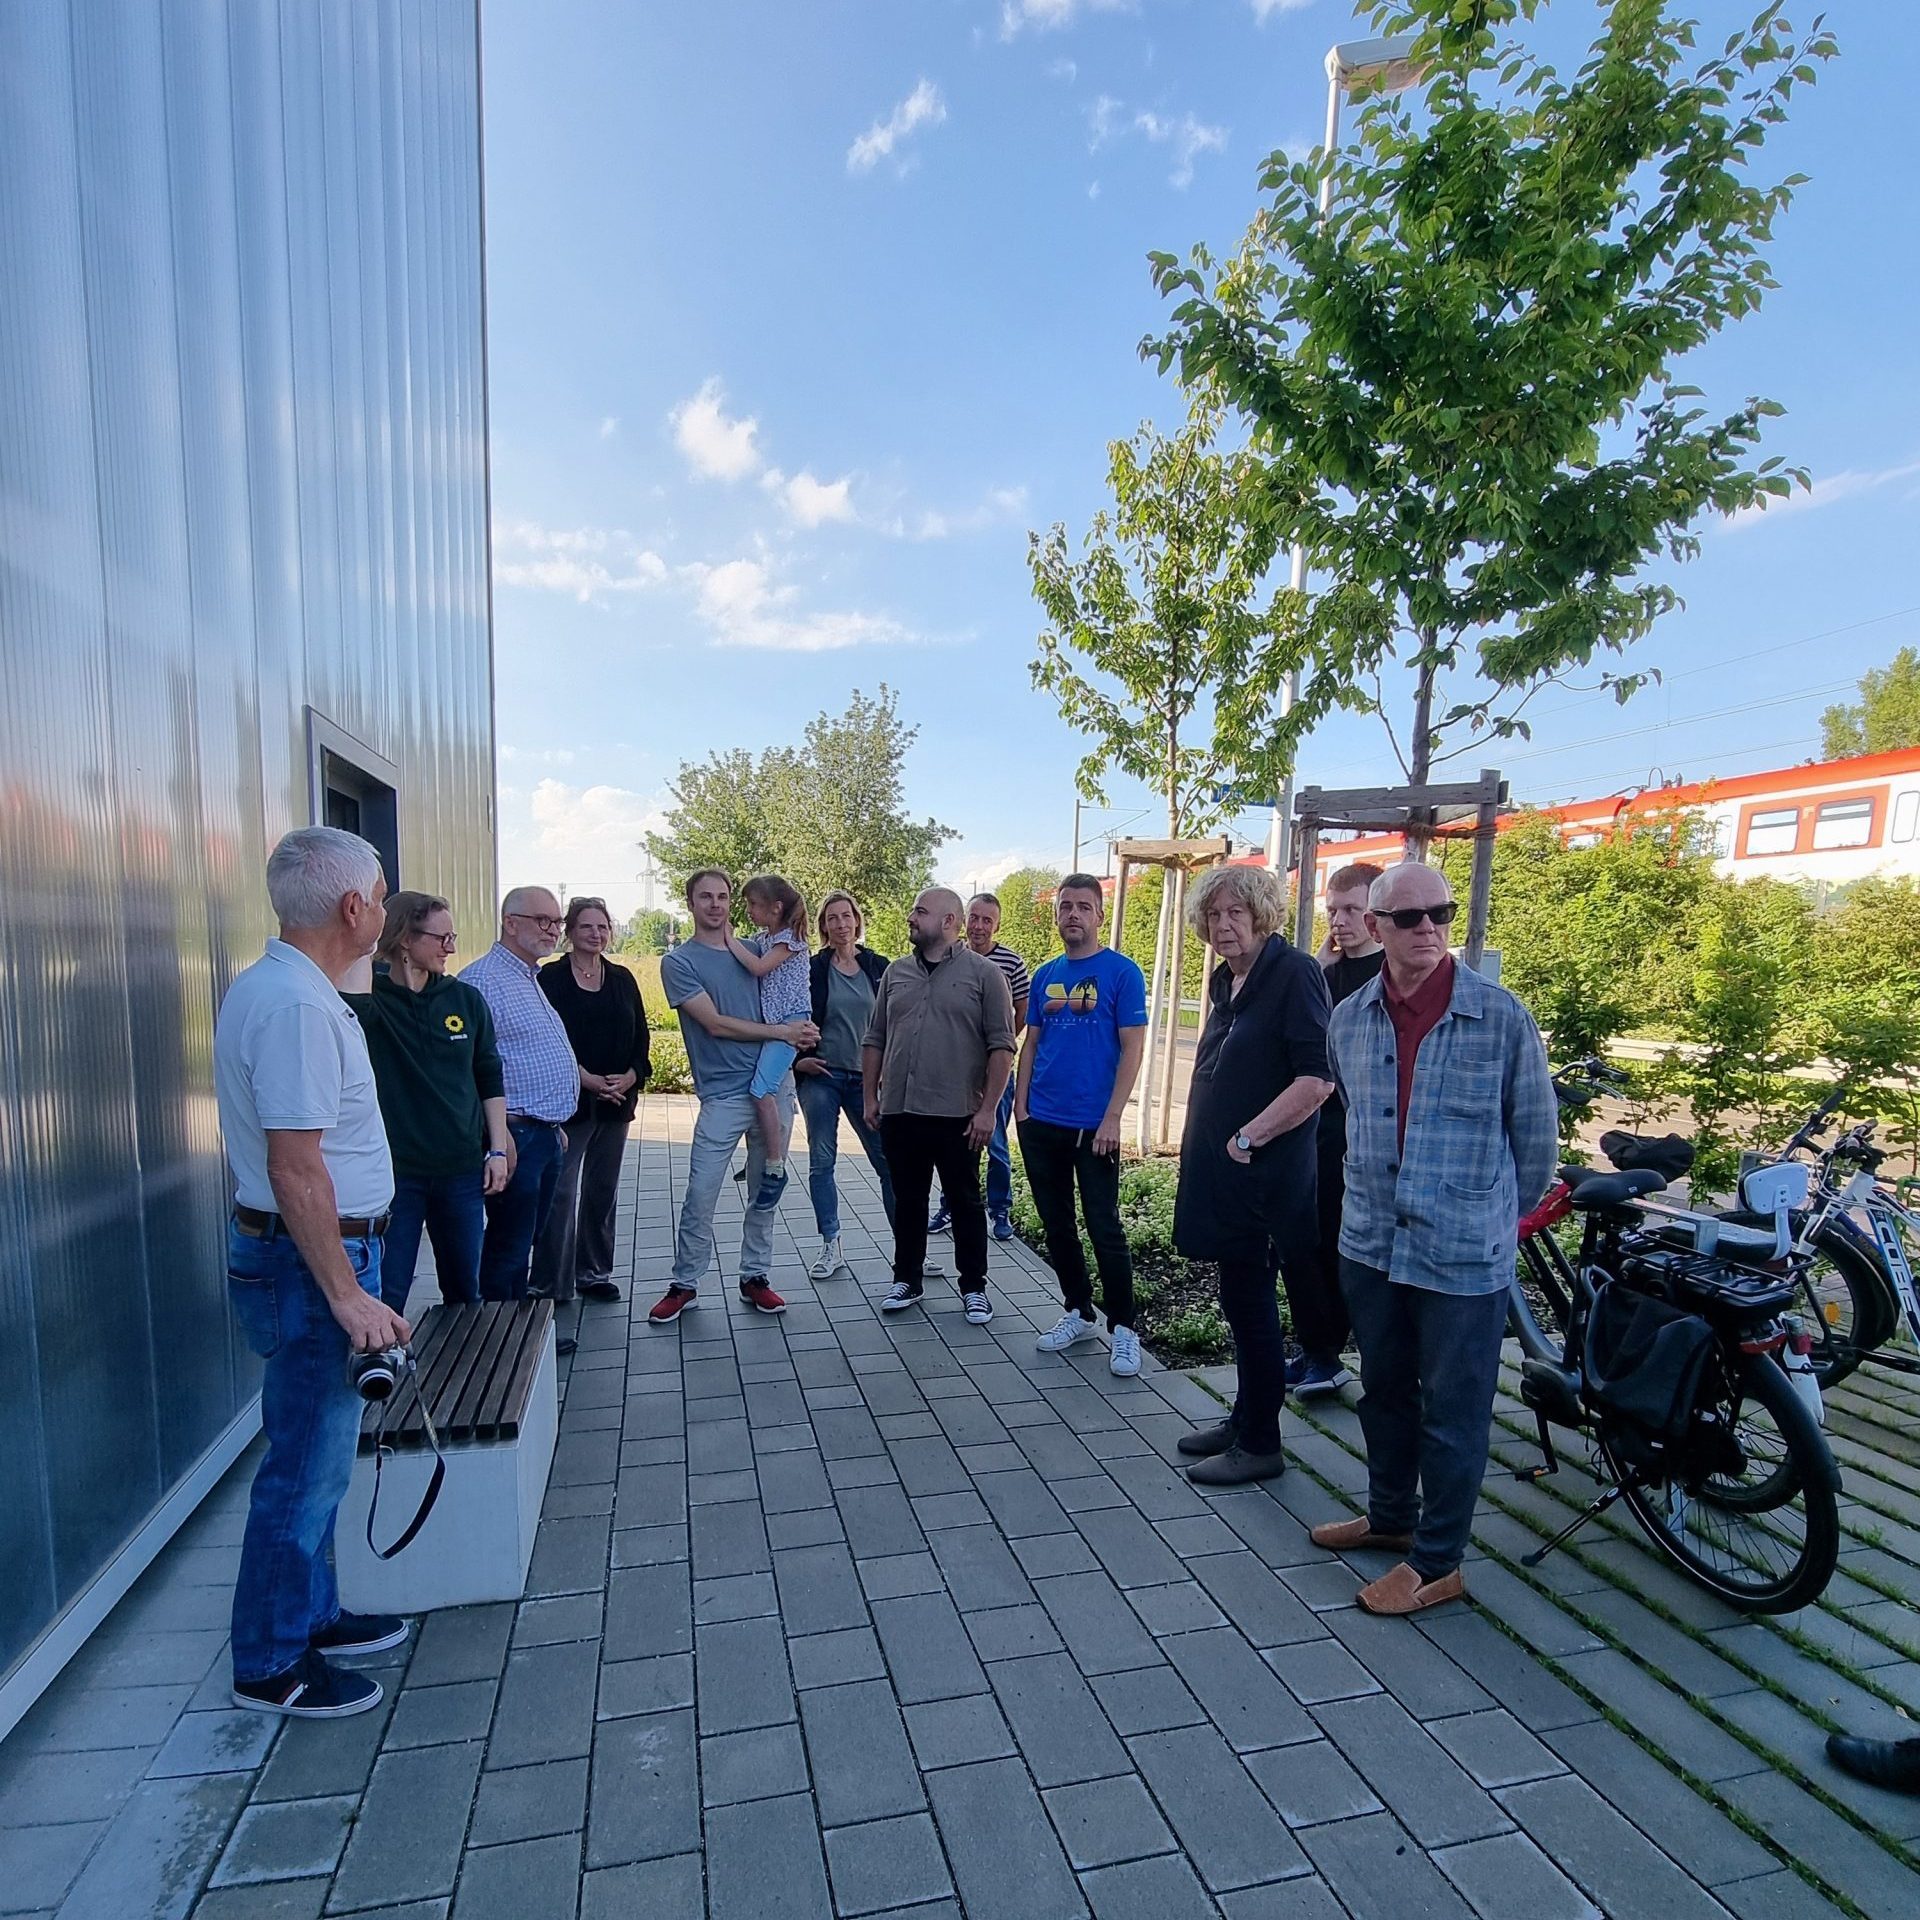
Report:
1600,1130,1694,1183
1566,1168,1665,1211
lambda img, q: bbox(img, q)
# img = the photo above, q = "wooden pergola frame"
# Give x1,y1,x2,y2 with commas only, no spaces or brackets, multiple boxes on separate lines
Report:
1288,769,1507,970
1110,834,1232,1155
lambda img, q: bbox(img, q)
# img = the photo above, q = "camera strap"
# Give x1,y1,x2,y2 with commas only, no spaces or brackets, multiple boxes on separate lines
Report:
365,1388,447,1561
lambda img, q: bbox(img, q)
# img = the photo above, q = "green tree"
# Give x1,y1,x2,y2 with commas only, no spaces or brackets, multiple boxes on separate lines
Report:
645,687,953,927
1819,648,1920,760
1029,410,1298,837
1663,878,1817,1195
995,867,1064,972
1808,877,1920,1151
1145,0,1833,808
617,908,679,956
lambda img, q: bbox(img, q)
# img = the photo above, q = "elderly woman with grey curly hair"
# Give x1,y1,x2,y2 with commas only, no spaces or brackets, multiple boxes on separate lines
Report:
1171,863,1335,1486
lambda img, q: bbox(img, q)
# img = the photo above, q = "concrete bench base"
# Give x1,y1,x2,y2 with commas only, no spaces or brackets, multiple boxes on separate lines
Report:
335,1326,557,1614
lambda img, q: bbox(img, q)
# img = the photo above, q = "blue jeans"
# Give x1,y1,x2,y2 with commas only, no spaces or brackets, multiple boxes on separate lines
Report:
939,1081,1013,1218
480,1118,565,1301
1341,1255,1509,1579
383,1169,485,1313
228,1223,381,1682
796,1065,896,1240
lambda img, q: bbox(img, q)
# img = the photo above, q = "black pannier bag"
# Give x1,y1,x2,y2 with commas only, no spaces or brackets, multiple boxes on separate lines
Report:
1583,1278,1717,1453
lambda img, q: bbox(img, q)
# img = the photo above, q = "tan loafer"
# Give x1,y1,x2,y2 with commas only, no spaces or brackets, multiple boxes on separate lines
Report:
1309,1516,1415,1554
1356,1561,1466,1616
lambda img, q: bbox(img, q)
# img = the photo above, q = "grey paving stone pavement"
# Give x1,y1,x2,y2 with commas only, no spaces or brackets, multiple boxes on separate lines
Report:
7,1093,1916,1918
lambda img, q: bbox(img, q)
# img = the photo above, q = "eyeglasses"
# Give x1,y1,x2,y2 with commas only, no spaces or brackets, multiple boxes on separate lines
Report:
413,929,458,949
1383,902,1458,930
507,911,564,933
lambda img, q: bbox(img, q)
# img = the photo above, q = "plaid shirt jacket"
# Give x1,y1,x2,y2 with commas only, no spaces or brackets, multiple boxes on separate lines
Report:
1327,961,1557,1297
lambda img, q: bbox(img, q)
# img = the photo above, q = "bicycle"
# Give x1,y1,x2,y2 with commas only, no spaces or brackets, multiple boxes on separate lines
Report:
1533,1063,1884,1391
1768,1099,1920,1378
1507,1132,1841,1614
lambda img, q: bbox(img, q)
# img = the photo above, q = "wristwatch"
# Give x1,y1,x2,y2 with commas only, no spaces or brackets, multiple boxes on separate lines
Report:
1234,1131,1255,1154
485,1149,508,1161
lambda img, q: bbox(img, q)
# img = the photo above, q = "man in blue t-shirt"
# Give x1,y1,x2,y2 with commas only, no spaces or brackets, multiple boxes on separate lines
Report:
1015,873,1149,1376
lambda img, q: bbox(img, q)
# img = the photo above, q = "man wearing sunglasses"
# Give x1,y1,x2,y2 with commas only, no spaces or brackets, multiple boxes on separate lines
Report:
1315,863,1555,1617
463,886,582,1313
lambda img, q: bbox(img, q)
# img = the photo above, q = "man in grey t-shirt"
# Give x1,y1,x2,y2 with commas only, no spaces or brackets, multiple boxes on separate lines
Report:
648,868,818,1325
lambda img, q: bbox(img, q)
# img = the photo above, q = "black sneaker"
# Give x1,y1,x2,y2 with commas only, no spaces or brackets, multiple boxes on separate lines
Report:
234,1650,383,1718
311,1610,410,1657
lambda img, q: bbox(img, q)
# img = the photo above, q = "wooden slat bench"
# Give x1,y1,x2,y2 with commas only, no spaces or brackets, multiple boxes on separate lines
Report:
335,1301,559,1614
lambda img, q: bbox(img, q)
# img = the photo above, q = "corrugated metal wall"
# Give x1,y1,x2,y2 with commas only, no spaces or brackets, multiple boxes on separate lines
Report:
0,0,495,1689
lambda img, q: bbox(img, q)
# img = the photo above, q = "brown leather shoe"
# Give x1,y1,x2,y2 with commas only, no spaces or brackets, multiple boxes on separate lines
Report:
1356,1562,1466,1616
1309,1516,1415,1554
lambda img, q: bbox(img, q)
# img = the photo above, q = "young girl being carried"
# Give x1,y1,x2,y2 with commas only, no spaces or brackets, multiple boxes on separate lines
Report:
729,874,812,1210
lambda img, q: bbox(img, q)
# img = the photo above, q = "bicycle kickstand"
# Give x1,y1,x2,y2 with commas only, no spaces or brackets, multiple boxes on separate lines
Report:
1513,1410,1558,1483
1521,1483,1622,1569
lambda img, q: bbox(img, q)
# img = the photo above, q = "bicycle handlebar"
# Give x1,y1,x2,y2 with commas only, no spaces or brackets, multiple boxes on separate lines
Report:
1781,1084,1849,1158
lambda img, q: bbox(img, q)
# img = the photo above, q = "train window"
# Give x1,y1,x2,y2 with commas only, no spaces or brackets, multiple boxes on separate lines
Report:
1743,807,1800,856
1811,798,1874,851
1894,791,1919,844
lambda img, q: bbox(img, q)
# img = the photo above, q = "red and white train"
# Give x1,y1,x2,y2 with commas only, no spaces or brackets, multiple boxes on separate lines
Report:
1301,747,1920,904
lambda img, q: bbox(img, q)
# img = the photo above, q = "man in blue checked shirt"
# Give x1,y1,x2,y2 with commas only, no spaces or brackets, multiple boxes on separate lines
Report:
462,887,581,1319
1316,863,1556,1618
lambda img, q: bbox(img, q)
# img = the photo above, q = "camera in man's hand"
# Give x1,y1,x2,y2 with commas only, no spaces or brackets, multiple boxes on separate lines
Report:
349,1344,413,1402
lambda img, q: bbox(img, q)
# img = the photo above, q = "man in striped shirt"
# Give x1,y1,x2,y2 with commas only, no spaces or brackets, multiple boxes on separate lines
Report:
930,891,1030,1242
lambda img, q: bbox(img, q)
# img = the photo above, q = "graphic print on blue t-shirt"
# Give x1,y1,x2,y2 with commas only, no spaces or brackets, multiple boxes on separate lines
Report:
1026,947,1150,1131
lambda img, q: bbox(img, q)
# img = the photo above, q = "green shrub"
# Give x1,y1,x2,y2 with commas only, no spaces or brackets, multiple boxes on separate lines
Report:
625,953,672,1028
1158,1305,1231,1361
646,1028,694,1094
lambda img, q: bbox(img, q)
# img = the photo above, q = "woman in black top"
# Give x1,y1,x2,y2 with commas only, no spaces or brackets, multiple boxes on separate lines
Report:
533,897,651,1308
1171,865,1334,1486
345,892,511,1312
793,890,894,1280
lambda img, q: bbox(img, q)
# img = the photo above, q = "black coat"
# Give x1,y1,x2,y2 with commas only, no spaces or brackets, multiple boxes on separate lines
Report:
538,957,651,1125
1173,934,1333,1265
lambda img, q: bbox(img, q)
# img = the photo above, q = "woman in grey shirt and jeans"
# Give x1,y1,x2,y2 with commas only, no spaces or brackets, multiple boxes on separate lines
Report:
795,890,895,1279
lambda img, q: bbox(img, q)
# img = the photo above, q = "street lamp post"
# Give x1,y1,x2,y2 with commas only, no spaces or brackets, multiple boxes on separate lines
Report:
1270,34,1423,894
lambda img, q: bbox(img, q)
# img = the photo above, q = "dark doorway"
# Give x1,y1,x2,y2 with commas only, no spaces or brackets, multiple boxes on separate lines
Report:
307,712,401,890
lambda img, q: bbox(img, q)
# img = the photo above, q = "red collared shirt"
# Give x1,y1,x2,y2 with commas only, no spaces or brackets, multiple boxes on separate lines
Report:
1383,953,1455,1150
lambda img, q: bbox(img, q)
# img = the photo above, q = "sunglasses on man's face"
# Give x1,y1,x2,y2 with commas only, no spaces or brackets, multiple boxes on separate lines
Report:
1381,902,1458,931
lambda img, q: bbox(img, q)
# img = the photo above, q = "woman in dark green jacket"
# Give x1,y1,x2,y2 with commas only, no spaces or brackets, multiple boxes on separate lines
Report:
345,891,512,1311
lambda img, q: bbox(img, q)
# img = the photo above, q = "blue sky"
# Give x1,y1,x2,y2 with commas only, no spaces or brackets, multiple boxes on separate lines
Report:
483,0,1920,917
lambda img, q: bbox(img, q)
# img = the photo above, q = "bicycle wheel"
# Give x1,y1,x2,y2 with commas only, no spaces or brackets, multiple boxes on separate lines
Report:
1719,1212,1891,1387
1606,1350,1840,1614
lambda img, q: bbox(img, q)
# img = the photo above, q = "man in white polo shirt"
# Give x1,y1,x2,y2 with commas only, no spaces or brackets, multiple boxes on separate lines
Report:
215,826,413,1719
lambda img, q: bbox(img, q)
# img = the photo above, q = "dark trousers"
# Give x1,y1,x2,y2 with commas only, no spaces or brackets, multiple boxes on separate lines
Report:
480,1118,565,1301
1340,1255,1507,1579
1017,1116,1135,1329
532,1108,631,1303
382,1169,485,1313
1218,1253,1288,1454
1284,1141,1353,1362
883,1114,987,1293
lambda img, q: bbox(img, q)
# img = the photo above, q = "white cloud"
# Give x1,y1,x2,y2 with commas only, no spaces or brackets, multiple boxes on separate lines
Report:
847,80,948,175
1047,58,1078,83
598,415,619,439
781,470,858,528
496,778,671,919
872,483,1029,543
669,377,763,481
1088,97,1227,187
938,840,1065,893
998,0,1132,39
1249,0,1315,20
1722,458,1920,533
685,556,915,652
492,519,668,602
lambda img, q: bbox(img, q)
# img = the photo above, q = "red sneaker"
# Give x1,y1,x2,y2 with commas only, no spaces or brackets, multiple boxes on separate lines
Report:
648,1284,698,1324
739,1277,786,1315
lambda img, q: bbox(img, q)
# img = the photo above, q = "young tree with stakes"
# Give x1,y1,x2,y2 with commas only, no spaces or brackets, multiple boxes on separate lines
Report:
1145,0,1835,848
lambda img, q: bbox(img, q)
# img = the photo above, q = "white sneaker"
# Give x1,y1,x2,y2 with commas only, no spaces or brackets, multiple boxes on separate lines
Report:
1109,1327,1142,1377
881,1281,924,1313
1036,1310,1097,1354
962,1292,994,1326
810,1237,844,1280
